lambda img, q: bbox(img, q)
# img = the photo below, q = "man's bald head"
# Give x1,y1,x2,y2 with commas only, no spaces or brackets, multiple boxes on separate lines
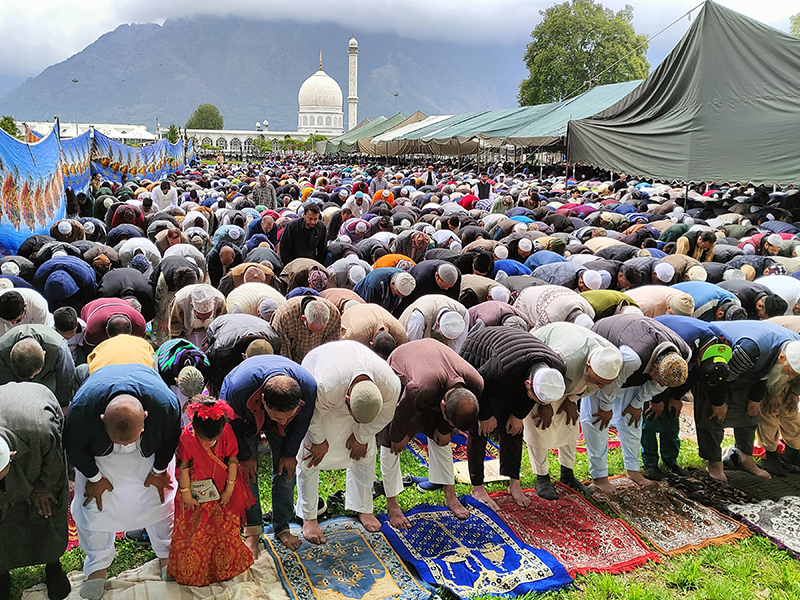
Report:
101,394,147,445
9,338,45,379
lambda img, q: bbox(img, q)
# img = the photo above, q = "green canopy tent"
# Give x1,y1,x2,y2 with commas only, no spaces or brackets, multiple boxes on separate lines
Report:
567,1,800,184
357,111,427,155
323,113,407,154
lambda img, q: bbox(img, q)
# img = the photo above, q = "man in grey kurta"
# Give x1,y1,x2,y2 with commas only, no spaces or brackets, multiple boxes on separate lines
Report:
0,382,70,600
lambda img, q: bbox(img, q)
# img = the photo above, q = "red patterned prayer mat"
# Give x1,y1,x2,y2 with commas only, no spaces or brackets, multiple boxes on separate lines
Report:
489,482,659,576
575,425,621,453
597,477,750,556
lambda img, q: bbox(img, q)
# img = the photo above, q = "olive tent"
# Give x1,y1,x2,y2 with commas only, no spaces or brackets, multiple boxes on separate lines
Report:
567,1,800,185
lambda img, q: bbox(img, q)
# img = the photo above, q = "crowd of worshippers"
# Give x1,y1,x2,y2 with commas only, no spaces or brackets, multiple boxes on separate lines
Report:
5,160,800,600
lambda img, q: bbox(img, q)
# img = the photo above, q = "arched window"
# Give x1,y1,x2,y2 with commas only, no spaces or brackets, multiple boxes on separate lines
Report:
202,137,213,146
272,140,279,152
216,137,227,150
244,138,254,154
302,116,308,126
311,116,318,126
325,116,332,126
336,117,341,127
230,138,242,152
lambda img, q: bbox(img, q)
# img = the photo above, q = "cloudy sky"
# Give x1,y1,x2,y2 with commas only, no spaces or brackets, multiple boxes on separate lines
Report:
0,0,795,97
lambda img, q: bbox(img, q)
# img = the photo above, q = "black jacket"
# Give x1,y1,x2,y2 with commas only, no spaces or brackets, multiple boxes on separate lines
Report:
279,218,326,265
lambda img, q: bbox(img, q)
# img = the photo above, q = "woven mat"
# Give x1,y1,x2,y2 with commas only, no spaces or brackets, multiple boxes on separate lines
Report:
725,471,800,502
407,432,507,483
664,467,758,516
728,496,800,559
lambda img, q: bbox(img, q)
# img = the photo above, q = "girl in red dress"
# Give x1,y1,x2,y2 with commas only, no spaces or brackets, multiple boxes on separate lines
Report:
168,398,255,586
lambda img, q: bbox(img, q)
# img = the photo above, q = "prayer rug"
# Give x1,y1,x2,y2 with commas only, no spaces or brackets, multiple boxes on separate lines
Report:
726,471,800,502
574,426,621,453
407,433,507,483
263,517,433,600
597,477,750,556
663,467,757,516
489,483,659,576
379,495,572,597
728,497,800,559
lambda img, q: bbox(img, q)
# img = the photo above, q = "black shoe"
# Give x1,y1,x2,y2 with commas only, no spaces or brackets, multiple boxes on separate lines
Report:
327,490,345,508
317,496,327,517
722,447,742,470
665,463,691,477
559,466,591,495
124,528,150,546
643,467,665,481
785,446,800,469
764,451,788,478
45,563,71,600
373,480,385,499
535,474,558,501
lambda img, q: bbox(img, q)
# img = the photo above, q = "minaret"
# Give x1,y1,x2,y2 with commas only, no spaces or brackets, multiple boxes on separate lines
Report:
348,35,359,131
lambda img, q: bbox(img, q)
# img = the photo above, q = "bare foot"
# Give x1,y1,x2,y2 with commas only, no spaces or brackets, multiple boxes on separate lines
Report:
706,462,727,483
245,535,261,559
470,485,500,511
358,513,382,532
445,486,469,520
627,470,655,486
302,519,326,544
591,477,615,496
276,529,302,551
386,497,411,529
508,479,531,508
740,454,772,479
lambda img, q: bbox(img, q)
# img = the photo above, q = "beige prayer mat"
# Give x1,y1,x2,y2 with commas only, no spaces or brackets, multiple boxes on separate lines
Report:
23,554,290,600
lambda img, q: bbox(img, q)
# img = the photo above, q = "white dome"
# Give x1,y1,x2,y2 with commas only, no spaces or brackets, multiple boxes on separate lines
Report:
298,70,343,110
349,36,358,48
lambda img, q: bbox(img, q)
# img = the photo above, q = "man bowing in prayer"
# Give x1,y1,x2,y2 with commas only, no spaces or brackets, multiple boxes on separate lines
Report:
378,338,482,529
297,340,400,543
63,364,180,600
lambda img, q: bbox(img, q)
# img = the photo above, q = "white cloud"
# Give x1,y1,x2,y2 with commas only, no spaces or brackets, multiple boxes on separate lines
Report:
0,0,794,78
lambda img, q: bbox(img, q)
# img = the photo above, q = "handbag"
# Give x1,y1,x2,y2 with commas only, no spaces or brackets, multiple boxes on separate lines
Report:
190,478,220,503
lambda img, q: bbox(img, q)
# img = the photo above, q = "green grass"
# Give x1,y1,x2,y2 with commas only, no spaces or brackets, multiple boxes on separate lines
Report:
9,439,800,599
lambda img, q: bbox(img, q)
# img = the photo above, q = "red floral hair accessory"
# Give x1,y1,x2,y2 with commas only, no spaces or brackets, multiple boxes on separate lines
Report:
186,400,234,421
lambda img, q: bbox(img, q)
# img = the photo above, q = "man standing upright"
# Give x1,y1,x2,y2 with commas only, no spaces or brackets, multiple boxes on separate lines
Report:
369,169,388,197
279,203,327,265
252,175,277,211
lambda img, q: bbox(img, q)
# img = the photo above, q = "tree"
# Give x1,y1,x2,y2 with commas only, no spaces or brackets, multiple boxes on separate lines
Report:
791,13,800,38
185,104,224,130
0,115,18,137
166,123,180,143
519,0,650,106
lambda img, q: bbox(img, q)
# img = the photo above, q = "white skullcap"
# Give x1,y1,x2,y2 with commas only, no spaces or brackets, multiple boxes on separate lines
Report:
84,222,95,235
573,313,595,329
589,347,623,380
190,286,216,313
400,218,411,228
531,367,566,404
0,262,19,277
355,221,368,233
228,228,241,240
437,310,466,340
52,250,68,258
597,270,612,289
683,216,695,225
619,305,644,316
581,270,602,290
654,263,675,283
489,286,510,303
423,225,435,236
349,380,383,423
723,268,746,281
393,272,416,296
0,280,11,290
339,234,352,244
0,437,9,472
767,234,783,246
338,188,349,196
57,221,72,235
450,241,462,253
342,299,361,312
513,223,528,234
494,245,509,260
103,197,114,208
518,238,533,253
348,265,366,285
686,265,707,282
258,298,280,321
436,263,460,285
495,270,508,282
741,219,752,227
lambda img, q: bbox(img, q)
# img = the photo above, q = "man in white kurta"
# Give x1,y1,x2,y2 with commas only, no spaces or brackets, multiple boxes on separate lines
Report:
0,287,54,336
297,340,400,544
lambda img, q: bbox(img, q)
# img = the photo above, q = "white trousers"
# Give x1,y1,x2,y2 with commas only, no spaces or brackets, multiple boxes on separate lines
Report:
380,439,454,498
77,515,172,575
581,386,643,478
295,453,376,520
526,444,576,476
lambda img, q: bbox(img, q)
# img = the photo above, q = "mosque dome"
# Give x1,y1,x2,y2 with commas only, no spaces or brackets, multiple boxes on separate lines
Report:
298,70,343,111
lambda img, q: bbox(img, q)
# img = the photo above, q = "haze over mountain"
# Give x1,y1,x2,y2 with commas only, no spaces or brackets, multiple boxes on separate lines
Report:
0,16,527,132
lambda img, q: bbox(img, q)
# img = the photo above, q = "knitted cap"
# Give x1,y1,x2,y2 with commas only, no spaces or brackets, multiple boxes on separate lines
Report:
392,272,416,296
686,266,707,282
177,366,205,397
349,380,382,423
437,310,465,340
589,347,623,380
668,292,695,317
531,367,566,404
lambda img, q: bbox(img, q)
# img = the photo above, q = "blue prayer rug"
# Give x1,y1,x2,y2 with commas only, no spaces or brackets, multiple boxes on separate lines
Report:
263,517,434,600
379,496,572,597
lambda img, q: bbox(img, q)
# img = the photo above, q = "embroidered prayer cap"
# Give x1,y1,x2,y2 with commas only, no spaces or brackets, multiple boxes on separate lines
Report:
531,367,566,404
349,380,383,423
355,221,368,233
437,310,465,340
740,264,756,281
668,292,694,317
581,270,602,290
514,223,528,235
190,285,216,313
518,238,533,252
686,265,707,282
766,234,783,247
308,269,329,291
722,268,745,281
654,262,675,283
489,286,510,303
177,366,205,397
0,436,9,471
494,245,509,260
501,315,528,331
589,347,623,381
785,341,800,374
436,263,459,285
392,272,416,296
653,352,689,387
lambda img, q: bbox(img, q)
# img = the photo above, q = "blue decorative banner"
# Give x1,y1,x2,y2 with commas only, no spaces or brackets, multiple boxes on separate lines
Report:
0,127,65,255
61,131,92,195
